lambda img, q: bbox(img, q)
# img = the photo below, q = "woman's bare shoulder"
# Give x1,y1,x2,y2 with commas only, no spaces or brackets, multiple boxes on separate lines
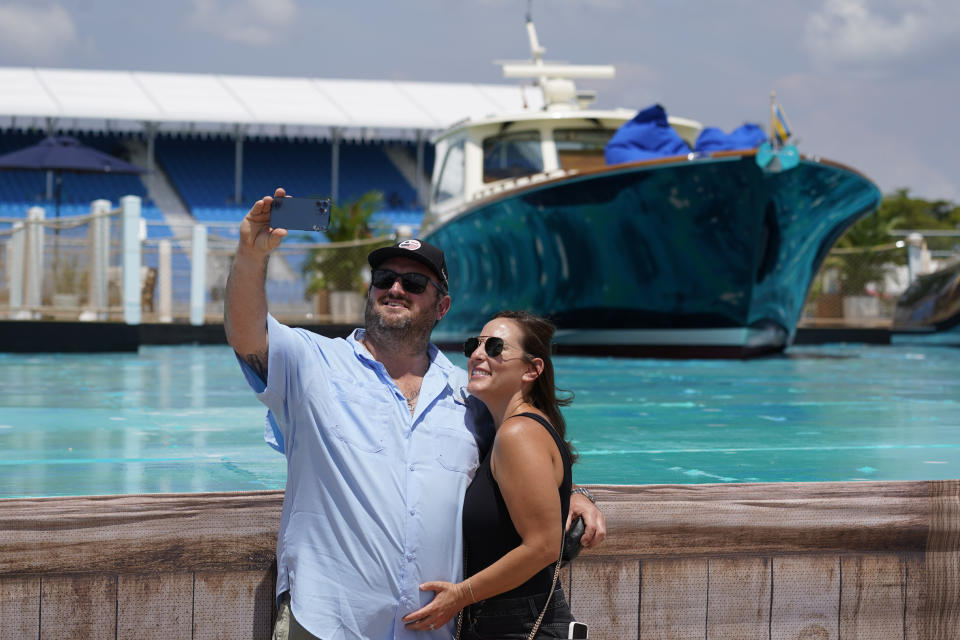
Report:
495,413,557,452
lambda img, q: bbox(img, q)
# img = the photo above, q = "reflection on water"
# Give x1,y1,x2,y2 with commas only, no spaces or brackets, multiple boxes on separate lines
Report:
1,343,959,497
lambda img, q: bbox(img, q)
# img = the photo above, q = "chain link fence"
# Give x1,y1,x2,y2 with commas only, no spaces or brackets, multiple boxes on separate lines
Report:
1,200,397,326
138,229,395,325
802,232,960,327
1,204,123,320
3,202,957,329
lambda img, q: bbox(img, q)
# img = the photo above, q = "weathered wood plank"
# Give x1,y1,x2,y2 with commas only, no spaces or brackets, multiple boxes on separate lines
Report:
0,483,935,576
771,555,839,640
904,553,925,640
117,573,193,639
0,481,954,637
40,574,117,640
569,558,638,639
925,480,960,640
582,482,929,559
639,558,707,639
839,555,905,640
0,575,40,640
0,490,282,575
706,556,771,640
193,570,274,640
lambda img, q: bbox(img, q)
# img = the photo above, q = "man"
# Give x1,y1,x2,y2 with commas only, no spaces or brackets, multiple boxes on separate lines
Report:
225,188,605,640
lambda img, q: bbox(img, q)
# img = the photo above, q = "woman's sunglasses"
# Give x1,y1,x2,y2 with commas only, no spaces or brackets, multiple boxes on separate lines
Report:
463,336,527,359
371,268,441,295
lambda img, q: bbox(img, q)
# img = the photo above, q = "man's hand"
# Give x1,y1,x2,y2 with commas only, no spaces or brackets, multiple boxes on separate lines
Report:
568,491,606,549
239,187,288,257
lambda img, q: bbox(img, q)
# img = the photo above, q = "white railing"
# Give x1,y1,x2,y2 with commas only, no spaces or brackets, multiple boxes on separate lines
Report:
1,201,394,326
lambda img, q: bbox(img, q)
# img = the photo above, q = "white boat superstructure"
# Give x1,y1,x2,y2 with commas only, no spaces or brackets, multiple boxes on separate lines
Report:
421,18,702,233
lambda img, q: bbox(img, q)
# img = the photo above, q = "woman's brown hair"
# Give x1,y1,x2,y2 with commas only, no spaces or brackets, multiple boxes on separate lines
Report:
493,310,577,463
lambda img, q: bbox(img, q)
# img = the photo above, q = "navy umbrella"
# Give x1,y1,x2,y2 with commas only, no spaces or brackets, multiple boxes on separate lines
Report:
0,135,145,218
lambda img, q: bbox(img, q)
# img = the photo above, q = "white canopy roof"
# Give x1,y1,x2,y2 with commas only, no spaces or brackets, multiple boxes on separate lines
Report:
0,67,544,134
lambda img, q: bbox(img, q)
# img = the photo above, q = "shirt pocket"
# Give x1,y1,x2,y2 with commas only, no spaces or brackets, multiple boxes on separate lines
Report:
327,376,391,454
435,428,480,474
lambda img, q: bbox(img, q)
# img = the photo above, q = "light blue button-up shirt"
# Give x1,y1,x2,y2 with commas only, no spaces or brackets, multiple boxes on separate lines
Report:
238,315,490,640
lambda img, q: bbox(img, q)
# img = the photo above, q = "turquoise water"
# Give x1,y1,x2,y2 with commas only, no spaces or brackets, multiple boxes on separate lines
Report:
1,344,958,498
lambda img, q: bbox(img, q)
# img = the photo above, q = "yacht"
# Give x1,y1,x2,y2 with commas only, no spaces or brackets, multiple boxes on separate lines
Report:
422,18,882,357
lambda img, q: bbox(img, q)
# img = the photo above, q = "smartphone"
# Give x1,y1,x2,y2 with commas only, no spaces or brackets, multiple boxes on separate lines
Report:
270,197,331,232
568,621,588,639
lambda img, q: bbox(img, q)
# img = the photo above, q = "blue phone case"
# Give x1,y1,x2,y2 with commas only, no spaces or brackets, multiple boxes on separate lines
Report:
270,197,331,232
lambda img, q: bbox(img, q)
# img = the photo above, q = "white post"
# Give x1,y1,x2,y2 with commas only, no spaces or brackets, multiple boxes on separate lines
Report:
121,195,143,325
88,199,111,319
7,222,25,318
189,224,207,326
905,232,927,284
158,238,173,323
25,206,45,316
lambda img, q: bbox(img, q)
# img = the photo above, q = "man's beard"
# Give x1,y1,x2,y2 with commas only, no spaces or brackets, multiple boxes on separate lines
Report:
363,292,438,354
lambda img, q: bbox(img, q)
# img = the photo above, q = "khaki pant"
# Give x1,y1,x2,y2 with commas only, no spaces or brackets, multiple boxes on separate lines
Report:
273,593,323,640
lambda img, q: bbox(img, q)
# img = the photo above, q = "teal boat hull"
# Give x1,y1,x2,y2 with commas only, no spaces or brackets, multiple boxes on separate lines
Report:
426,153,881,357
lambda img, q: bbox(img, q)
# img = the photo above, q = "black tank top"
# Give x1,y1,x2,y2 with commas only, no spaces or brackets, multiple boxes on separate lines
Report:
462,412,573,599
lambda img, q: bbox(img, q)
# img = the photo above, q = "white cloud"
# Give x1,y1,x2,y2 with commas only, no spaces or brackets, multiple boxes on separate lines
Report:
0,3,77,61
805,0,960,66
186,0,298,46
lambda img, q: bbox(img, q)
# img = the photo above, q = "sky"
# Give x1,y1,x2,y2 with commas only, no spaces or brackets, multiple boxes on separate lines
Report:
0,0,957,202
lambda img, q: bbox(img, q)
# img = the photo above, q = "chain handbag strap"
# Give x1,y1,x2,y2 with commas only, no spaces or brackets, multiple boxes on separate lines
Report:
454,533,565,640
524,532,565,640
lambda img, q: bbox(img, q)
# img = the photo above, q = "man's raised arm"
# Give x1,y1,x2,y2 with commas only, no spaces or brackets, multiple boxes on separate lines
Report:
224,187,288,382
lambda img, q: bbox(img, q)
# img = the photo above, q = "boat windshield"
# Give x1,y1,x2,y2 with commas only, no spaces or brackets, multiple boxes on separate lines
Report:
482,130,543,183
434,139,466,204
555,128,615,172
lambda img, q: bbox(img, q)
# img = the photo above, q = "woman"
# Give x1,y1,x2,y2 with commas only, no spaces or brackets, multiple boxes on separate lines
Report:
403,311,579,639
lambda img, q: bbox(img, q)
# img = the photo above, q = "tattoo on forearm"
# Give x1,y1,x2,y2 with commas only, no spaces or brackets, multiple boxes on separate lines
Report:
243,351,268,382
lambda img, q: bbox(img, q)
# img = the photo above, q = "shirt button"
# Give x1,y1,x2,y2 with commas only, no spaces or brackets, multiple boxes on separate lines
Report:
407,553,415,561
409,464,415,471
409,508,416,515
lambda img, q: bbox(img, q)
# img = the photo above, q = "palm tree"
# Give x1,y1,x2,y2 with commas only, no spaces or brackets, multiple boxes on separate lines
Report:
831,209,901,296
302,191,392,295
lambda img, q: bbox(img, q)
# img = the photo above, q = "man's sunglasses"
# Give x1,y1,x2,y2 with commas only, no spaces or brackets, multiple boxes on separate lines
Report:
371,269,442,295
463,336,526,359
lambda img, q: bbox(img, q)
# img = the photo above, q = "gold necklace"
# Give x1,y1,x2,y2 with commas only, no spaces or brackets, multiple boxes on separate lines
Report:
405,387,419,414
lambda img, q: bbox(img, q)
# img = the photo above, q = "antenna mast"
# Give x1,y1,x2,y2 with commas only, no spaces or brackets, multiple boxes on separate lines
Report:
503,0,615,110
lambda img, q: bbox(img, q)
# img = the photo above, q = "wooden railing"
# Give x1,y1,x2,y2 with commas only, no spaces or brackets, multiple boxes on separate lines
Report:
1,480,957,639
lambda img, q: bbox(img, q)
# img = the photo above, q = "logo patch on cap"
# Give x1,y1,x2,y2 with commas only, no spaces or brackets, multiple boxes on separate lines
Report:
398,239,421,250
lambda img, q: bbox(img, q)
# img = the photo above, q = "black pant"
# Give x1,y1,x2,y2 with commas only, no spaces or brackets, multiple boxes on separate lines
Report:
461,587,575,639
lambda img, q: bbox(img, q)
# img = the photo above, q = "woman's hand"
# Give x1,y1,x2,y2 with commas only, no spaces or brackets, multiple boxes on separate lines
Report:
401,581,471,632
568,491,606,549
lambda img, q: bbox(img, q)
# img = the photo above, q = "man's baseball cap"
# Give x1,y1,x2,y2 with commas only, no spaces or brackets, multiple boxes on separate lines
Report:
368,239,448,291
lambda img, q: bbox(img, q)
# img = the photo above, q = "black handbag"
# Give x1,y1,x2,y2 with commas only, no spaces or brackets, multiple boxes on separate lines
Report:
561,516,585,565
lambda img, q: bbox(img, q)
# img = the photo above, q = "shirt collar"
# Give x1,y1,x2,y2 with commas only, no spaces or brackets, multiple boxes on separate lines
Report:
348,328,457,378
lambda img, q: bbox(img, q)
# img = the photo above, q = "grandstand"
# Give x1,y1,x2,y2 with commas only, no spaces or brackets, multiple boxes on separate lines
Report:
0,129,427,234
0,67,535,323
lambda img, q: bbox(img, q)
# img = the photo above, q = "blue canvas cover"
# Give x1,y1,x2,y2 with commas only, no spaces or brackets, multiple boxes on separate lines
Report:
694,123,766,152
604,104,691,164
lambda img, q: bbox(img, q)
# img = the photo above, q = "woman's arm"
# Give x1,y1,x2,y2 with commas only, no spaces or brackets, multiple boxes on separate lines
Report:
403,416,563,630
